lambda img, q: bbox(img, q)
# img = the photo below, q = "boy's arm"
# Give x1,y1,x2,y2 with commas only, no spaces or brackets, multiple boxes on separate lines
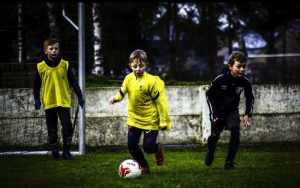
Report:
109,79,128,104
67,67,83,98
151,82,167,129
243,80,254,127
33,70,41,110
67,67,85,108
206,79,221,121
33,70,41,100
244,81,255,117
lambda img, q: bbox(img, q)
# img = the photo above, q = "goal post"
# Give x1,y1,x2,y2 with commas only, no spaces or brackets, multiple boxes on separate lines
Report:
63,2,86,155
78,2,86,155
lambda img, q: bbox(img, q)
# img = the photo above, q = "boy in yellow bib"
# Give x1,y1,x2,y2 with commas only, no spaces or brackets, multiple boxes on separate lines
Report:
33,38,85,161
109,49,171,175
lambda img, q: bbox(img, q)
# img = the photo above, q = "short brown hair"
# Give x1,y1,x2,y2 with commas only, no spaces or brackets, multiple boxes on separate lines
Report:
44,38,59,50
228,51,247,66
129,49,147,64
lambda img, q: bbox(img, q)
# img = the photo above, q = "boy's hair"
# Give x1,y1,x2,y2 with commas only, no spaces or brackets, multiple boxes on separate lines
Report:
44,38,59,50
228,51,247,66
129,49,147,64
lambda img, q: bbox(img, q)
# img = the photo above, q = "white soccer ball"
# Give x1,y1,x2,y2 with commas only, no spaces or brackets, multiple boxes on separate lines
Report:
118,159,142,178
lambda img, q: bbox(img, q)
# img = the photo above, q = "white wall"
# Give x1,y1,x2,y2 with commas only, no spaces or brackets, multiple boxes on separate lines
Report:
0,84,299,147
81,84,300,146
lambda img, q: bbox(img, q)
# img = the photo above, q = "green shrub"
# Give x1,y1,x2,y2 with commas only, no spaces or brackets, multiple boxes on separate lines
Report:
85,75,121,88
165,79,210,86
85,75,210,88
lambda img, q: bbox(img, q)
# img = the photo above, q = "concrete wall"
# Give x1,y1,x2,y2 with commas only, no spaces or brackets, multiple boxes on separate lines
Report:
0,84,299,148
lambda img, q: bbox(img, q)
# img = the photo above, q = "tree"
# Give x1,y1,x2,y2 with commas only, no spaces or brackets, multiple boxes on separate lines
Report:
231,4,247,57
99,2,157,77
194,2,224,80
152,2,187,80
92,2,104,75
18,2,26,63
46,2,58,38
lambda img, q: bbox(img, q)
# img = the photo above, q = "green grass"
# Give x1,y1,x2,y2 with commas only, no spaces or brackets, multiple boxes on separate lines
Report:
1,142,300,188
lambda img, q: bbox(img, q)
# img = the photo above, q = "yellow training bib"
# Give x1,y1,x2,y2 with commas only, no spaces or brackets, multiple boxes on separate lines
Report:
37,59,71,110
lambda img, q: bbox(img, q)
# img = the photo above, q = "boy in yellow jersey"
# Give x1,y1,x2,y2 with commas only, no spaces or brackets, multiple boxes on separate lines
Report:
108,49,171,175
33,38,85,161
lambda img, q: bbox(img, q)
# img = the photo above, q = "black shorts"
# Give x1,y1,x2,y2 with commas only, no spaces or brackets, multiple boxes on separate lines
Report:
211,110,241,135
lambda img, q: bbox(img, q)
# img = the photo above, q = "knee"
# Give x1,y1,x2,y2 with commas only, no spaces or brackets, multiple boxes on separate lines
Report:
143,145,151,154
143,142,158,154
229,129,240,147
209,133,220,142
127,144,139,152
61,120,72,130
48,129,58,143
62,127,73,137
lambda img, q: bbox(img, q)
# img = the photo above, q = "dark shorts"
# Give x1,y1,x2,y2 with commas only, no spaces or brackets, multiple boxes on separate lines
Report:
211,110,241,135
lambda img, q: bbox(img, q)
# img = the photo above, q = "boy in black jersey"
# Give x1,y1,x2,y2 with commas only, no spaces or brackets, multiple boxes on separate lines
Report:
205,51,254,170
33,38,85,161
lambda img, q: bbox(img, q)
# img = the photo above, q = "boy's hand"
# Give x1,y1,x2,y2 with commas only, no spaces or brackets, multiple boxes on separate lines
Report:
159,126,167,130
243,115,251,127
34,99,41,110
109,97,116,104
212,118,218,122
78,97,85,109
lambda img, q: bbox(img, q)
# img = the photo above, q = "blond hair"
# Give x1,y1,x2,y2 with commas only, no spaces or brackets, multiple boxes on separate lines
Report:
129,49,147,64
44,38,59,50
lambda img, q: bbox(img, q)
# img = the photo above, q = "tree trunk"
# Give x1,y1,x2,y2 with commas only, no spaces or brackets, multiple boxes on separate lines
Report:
282,29,286,84
18,2,26,63
200,3,217,81
232,6,247,57
92,3,104,75
46,2,58,38
163,2,179,80
227,13,233,55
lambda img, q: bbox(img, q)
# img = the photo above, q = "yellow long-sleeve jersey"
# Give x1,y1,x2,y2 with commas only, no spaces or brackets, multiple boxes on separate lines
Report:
114,72,171,130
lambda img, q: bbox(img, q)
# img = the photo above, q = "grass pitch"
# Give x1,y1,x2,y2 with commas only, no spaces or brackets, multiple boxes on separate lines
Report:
0,142,299,188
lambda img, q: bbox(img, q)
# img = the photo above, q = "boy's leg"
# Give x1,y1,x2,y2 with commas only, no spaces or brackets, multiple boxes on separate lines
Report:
142,130,164,166
45,108,60,161
224,111,241,170
205,120,223,166
142,130,159,154
59,108,74,160
154,141,164,166
127,126,148,170
224,128,240,170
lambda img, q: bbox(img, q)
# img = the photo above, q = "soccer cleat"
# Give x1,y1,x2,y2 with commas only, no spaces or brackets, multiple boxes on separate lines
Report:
52,151,60,161
224,161,236,170
155,142,164,166
62,151,74,160
141,164,150,174
205,151,214,166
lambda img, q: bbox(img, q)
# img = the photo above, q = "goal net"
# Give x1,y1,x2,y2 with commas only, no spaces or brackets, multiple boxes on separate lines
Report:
0,2,82,155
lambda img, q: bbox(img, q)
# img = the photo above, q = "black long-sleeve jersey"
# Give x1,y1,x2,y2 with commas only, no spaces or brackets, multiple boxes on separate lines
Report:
206,68,254,121
33,55,83,101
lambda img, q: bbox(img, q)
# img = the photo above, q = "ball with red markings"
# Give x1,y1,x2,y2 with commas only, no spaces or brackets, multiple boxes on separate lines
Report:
118,159,142,178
